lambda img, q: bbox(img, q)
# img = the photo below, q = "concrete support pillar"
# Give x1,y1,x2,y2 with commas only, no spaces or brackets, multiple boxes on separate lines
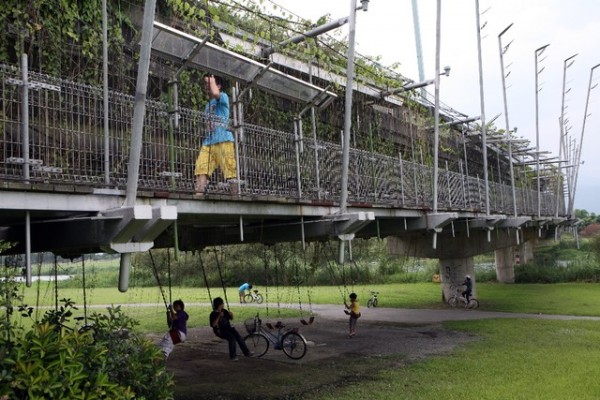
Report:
438,257,475,303
495,246,515,283
517,240,535,264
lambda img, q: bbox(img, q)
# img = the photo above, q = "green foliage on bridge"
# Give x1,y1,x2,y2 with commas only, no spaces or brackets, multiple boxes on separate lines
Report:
0,0,466,163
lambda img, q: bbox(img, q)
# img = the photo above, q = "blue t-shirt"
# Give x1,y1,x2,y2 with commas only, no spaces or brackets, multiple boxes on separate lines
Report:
203,92,234,145
239,283,250,291
172,310,189,335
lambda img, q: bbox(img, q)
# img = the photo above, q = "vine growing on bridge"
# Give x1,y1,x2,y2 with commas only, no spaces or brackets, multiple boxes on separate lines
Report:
0,0,511,187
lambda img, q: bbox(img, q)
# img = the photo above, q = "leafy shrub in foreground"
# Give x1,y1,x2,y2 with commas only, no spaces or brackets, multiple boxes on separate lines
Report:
0,286,174,399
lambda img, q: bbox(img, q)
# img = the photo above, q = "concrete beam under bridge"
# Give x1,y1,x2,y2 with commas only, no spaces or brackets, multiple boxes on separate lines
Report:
387,225,539,259
0,205,176,257
155,213,458,250
159,212,375,250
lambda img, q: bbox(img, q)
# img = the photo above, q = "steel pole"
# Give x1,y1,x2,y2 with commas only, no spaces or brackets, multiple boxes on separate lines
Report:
432,0,441,213
21,54,29,181
498,24,517,216
340,0,358,213
411,0,426,99
102,0,110,185
119,0,157,293
308,60,322,200
556,54,577,218
534,44,550,220
475,0,489,216
571,64,600,216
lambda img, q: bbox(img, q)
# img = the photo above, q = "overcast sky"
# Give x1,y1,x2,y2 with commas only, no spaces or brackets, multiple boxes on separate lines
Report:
269,0,600,214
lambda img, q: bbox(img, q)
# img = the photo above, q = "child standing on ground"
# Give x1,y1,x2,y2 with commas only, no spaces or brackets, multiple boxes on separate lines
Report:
344,292,360,338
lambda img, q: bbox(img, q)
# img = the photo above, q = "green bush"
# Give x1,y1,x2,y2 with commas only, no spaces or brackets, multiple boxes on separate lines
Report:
591,235,600,263
88,305,175,399
0,276,175,400
5,322,133,399
514,260,600,283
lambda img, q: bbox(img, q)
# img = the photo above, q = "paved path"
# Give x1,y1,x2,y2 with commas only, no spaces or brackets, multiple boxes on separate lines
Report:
87,302,600,324
309,304,600,324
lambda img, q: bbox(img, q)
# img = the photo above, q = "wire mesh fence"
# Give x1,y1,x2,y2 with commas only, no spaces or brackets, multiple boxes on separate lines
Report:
0,63,560,216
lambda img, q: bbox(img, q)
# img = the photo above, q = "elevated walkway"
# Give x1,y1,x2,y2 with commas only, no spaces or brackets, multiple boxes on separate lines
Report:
0,64,568,258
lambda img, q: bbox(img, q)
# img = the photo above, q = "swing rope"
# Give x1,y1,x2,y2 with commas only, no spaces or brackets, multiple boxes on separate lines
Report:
149,250,170,311
82,255,88,325
213,247,230,309
299,243,315,325
262,245,270,317
198,251,213,305
148,250,172,328
167,249,173,307
292,244,305,315
272,244,284,318
324,241,349,303
54,255,59,311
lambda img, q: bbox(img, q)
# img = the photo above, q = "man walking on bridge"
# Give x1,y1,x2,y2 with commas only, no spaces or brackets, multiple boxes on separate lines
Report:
195,74,237,195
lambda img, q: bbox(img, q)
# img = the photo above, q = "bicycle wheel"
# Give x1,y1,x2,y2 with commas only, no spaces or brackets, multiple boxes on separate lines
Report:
447,296,458,308
281,331,307,360
243,293,254,303
372,298,378,307
466,298,479,309
255,294,264,304
367,299,374,308
244,333,269,357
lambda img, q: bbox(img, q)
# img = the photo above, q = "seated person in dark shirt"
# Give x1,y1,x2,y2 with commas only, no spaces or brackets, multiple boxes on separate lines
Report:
159,299,189,359
209,297,252,361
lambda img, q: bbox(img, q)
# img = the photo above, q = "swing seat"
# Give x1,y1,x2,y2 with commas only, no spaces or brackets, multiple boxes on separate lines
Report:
169,329,181,344
300,316,315,325
266,321,284,330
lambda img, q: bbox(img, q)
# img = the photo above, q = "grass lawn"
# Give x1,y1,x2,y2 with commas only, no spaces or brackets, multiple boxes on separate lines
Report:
15,281,600,399
309,318,600,400
22,281,600,319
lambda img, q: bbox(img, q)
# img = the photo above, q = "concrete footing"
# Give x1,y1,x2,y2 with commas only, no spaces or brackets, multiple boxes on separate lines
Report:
438,257,475,302
495,247,515,283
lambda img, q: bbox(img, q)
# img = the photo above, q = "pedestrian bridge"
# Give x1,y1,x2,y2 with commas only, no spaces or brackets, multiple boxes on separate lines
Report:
0,62,566,258
0,3,579,300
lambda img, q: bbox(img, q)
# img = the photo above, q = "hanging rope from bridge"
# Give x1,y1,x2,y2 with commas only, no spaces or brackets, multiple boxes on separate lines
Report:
324,241,349,303
148,249,173,327
198,250,213,305
298,242,315,325
262,244,271,317
212,247,230,309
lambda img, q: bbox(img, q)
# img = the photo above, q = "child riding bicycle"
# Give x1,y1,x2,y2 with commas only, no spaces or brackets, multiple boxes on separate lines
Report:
461,275,473,303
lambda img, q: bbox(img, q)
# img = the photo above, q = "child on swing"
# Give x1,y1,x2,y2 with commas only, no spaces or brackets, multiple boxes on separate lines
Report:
210,297,253,361
159,299,189,359
344,292,360,338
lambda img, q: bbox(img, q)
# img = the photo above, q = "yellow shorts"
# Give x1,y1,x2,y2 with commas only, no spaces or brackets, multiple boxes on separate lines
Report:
194,141,237,179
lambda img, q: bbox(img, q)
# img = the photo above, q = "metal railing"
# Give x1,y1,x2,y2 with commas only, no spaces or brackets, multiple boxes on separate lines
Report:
0,64,561,216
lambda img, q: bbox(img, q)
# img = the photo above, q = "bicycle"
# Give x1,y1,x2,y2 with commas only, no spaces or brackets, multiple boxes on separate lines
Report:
243,313,308,360
367,291,379,308
243,289,264,304
45,314,97,342
447,286,479,309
